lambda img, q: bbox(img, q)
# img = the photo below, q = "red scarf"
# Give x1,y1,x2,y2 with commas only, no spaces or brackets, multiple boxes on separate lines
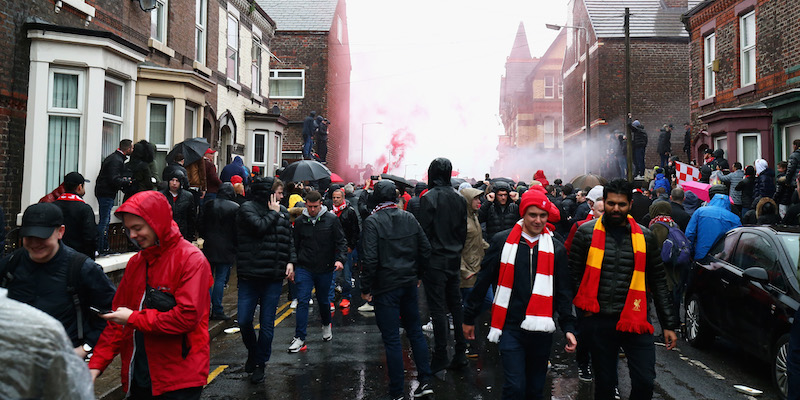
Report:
573,215,653,334
648,215,674,229
56,193,85,203
332,201,348,217
371,202,397,215
487,220,556,343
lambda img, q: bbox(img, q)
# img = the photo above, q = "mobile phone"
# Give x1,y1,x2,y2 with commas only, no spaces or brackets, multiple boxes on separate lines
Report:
89,306,113,315
370,175,379,180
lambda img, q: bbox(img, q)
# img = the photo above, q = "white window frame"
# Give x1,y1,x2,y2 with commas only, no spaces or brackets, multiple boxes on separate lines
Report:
544,117,555,148
253,130,267,166
146,98,173,153
782,122,800,161
740,11,756,87
704,33,716,99
102,77,124,159
151,0,169,45
272,132,281,172
252,37,262,96
184,105,197,140
47,68,84,191
269,69,305,99
226,13,239,82
195,0,207,64
737,132,761,164
714,135,727,154
544,76,555,99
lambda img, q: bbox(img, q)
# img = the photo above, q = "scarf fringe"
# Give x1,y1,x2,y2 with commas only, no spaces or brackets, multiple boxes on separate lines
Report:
615,319,654,335
487,327,503,343
520,316,556,333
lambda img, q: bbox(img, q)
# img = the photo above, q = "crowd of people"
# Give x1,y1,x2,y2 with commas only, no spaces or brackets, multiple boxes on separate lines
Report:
8,134,800,399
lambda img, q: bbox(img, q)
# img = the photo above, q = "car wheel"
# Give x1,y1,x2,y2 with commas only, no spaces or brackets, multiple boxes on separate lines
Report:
685,296,713,348
773,334,789,400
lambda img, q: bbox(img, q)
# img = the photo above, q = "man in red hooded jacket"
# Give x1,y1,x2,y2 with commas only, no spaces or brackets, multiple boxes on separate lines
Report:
88,191,213,399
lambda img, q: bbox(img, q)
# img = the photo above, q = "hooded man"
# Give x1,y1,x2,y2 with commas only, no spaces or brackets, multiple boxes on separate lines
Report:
752,158,776,209
199,183,239,321
302,111,317,159
96,139,133,253
685,193,742,261
89,191,213,398
220,156,249,185
418,158,468,372
657,124,672,168
533,170,549,186
160,169,196,241
463,189,576,399
479,181,520,240
54,172,97,259
406,181,428,220
629,117,648,178
459,187,491,357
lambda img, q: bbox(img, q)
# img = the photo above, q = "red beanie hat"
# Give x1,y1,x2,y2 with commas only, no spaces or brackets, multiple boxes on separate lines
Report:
519,189,561,223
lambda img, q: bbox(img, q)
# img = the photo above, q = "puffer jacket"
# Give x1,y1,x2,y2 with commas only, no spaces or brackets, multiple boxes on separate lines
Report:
199,183,239,264
568,215,679,331
88,191,212,396
479,184,520,240
657,127,671,155
293,205,347,274
336,204,360,250
236,178,296,281
786,148,800,188
629,120,648,148
360,180,431,296
124,140,158,198
418,158,467,272
460,188,489,288
752,167,776,208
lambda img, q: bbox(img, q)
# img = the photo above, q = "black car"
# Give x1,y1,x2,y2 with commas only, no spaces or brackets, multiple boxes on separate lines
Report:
685,225,800,399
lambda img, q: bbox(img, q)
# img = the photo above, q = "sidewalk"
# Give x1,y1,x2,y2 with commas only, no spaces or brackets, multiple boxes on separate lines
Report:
93,269,244,400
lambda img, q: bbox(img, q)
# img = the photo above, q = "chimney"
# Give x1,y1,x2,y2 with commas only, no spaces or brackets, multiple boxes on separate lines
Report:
663,0,688,8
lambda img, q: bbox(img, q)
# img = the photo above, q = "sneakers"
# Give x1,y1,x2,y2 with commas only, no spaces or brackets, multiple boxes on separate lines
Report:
210,312,231,321
339,298,351,308
413,382,434,397
288,337,306,353
322,323,332,341
614,387,621,400
330,302,335,311
290,299,298,309
421,321,434,332
578,363,593,382
250,365,265,384
357,302,374,312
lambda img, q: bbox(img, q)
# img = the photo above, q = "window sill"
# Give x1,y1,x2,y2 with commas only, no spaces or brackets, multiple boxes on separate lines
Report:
251,94,264,104
226,78,241,92
734,84,756,97
698,96,715,107
57,0,95,17
193,61,212,77
148,38,175,58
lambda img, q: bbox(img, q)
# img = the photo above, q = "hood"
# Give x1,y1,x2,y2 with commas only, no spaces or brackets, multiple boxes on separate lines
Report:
713,148,725,159
492,181,511,194
756,197,778,218
217,182,235,200
163,167,187,183
115,191,182,253
586,185,604,204
249,176,274,204
708,184,727,199
755,159,771,176
656,173,665,179
326,184,342,199
683,190,701,213
427,158,453,188
460,187,483,217
632,120,642,128
649,200,672,217
232,156,244,166
708,194,732,211
302,204,329,219
372,180,398,204
414,182,427,196
534,170,547,181
131,140,155,163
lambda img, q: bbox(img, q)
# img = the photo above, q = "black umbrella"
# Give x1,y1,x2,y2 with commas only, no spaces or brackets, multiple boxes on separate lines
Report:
380,174,412,188
450,177,466,189
281,160,332,182
570,174,608,190
166,138,210,166
490,177,516,186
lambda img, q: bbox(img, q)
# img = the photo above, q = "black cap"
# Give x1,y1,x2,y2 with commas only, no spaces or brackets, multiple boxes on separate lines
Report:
64,171,90,186
20,203,63,239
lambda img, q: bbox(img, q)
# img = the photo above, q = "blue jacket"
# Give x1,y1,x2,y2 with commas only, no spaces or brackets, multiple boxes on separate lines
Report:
685,194,741,260
652,173,670,193
220,156,248,185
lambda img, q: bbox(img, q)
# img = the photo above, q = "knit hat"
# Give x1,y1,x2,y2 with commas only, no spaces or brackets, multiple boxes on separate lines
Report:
755,159,768,176
519,189,560,223
586,185,604,204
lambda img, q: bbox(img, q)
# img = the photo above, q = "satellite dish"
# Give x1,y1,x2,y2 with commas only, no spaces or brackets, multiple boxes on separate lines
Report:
137,0,157,12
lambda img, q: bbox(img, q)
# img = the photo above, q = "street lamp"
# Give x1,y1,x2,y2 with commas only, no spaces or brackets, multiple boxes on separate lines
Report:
361,122,382,166
546,23,591,142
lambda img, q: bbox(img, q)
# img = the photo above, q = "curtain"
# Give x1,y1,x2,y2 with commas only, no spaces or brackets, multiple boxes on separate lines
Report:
47,116,80,192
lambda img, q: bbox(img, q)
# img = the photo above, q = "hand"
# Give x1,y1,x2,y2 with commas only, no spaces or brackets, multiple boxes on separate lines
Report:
334,261,344,271
200,191,207,199
268,193,280,212
73,346,89,359
361,293,372,302
285,263,295,282
486,192,495,202
462,324,475,340
663,329,678,350
101,307,133,325
565,332,577,353
89,369,102,383
509,191,519,202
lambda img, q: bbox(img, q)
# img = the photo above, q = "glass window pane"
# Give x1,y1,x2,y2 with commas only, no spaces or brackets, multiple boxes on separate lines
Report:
273,134,279,166
102,121,121,161
278,71,302,78
270,79,302,97
185,108,195,139
103,81,122,116
743,14,755,47
227,47,237,80
785,125,800,160
52,73,79,109
227,16,238,47
149,103,167,145
254,133,265,163
47,116,80,192
152,1,165,42
741,135,760,164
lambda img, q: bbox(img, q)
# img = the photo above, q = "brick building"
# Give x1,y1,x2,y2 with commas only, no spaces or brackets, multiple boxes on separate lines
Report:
258,0,351,175
562,0,695,174
683,0,800,167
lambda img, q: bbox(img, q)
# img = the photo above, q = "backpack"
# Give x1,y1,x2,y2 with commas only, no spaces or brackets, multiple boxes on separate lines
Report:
656,222,693,267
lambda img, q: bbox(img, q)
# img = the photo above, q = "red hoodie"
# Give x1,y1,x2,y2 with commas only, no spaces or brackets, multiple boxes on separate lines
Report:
89,191,212,395
534,170,550,186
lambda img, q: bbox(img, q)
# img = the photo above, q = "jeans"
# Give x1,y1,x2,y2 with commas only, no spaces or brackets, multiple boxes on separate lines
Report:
237,278,283,365
617,155,628,179
329,250,355,302
97,196,115,252
660,154,670,169
303,136,314,159
294,267,333,340
423,268,467,357
498,329,553,400
374,285,432,397
210,263,232,315
787,307,800,399
581,315,656,400
634,147,646,177
316,139,328,162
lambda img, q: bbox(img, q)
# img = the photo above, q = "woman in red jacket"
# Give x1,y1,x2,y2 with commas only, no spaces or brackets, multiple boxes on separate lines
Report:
89,191,213,399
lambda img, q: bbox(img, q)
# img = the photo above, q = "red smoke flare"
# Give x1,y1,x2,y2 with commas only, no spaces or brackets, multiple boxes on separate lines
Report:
374,129,416,174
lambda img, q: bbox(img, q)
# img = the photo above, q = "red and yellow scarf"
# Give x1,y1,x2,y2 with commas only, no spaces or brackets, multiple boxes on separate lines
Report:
573,215,653,334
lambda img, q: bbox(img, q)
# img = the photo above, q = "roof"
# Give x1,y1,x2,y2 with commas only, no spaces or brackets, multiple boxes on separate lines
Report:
509,22,531,60
257,0,339,31
584,0,703,39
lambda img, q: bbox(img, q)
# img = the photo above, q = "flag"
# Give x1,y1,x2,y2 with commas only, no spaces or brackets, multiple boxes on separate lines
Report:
675,161,700,184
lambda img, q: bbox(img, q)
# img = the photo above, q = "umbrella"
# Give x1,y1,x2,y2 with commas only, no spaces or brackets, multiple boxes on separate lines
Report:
381,173,412,188
680,180,711,202
281,160,332,182
451,177,466,189
490,177,516,186
330,173,344,183
570,174,608,190
166,138,210,166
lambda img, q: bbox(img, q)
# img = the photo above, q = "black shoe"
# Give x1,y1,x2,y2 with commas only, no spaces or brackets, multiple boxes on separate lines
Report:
448,353,468,369
210,312,231,321
430,353,449,373
245,352,256,373
465,346,479,359
250,365,265,384
578,363,593,382
413,382,433,397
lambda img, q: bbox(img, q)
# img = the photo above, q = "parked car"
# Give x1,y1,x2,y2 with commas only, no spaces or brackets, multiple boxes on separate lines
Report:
684,225,800,399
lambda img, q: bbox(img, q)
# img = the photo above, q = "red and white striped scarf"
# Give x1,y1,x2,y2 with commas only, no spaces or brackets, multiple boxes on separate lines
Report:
488,219,556,343
56,193,85,203
332,201,348,217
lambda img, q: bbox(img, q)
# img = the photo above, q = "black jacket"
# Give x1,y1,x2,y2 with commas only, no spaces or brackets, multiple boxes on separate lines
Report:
786,149,800,188
478,200,520,240
561,195,578,222
657,128,671,155
463,229,575,334
630,192,652,224
360,182,431,296
669,201,691,231
2,244,116,347
418,158,467,272
95,150,129,198
293,206,347,274
736,175,756,209
752,168,776,208
124,141,158,198
199,184,239,264
162,162,190,190
406,182,428,220
236,198,296,282
683,128,691,153
335,205,360,249
54,194,98,259
568,216,679,330
629,120,648,149
573,201,590,223
161,189,196,241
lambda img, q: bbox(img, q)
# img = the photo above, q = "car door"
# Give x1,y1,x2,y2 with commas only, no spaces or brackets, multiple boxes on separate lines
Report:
694,231,740,332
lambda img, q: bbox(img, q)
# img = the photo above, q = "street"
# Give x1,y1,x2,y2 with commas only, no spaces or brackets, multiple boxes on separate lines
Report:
200,280,782,400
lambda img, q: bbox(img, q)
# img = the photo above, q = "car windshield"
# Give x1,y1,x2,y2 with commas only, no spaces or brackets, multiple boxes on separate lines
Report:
778,233,800,274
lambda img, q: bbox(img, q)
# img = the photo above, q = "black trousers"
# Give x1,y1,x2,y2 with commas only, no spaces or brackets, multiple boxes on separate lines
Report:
423,268,467,357
129,385,203,400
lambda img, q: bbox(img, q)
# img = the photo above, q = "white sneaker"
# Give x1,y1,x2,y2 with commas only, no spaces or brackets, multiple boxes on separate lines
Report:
322,323,332,341
422,321,434,332
290,299,298,309
288,337,306,353
357,303,374,312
